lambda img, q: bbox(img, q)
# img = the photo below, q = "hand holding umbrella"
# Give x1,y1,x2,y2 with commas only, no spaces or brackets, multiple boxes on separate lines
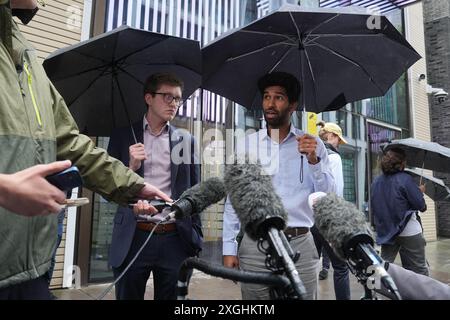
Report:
129,143,147,172
296,134,319,183
296,134,319,164
405,168,450,202
419,184,426,194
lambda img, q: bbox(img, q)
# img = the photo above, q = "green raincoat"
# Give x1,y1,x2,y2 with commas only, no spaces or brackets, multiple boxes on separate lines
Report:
0,3,145,289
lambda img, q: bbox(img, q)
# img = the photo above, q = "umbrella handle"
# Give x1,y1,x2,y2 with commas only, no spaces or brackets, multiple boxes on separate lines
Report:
419,159,425,186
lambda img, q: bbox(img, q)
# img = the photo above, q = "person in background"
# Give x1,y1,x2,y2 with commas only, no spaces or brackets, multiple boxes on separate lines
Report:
108,72,202,300
371,148,429,275
311,121,351,300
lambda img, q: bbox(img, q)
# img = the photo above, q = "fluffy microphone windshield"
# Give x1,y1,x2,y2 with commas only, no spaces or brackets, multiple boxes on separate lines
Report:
313,194,373,260
224,162,288,240
178,177,226,213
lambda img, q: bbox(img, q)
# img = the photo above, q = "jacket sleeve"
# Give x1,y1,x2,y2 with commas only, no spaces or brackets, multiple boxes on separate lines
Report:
50,83,145,206
175,135,203,257
401,174,426,212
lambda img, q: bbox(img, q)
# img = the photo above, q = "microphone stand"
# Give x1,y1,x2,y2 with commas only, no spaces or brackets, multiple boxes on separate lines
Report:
266,228,307,300
346,241,402,300
177,257,297,300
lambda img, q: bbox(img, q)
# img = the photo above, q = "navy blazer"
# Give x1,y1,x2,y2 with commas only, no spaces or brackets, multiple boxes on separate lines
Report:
107,121,202,268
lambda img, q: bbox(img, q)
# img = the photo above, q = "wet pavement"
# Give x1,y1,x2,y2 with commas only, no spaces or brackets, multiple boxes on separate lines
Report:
52,238,450,300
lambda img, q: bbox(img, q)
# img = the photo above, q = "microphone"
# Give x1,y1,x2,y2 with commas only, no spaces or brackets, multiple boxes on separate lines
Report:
224,162,306,299
312,193,401,300
224,162,287,240
163,177,226,221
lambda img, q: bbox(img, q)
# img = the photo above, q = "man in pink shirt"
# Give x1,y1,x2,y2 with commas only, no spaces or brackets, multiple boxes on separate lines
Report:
108,73,202,300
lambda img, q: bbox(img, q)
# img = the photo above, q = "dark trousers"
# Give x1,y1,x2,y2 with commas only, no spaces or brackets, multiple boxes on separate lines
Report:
381,233,429,276
0,276,53,300
113,228,191,300
311,226,351,300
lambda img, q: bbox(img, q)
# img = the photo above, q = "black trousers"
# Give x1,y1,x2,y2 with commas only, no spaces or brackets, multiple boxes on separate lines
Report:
113,229,192,300
0,276,52,300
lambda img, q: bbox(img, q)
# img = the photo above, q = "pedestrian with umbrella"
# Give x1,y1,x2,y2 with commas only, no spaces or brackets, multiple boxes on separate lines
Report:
107,72,202,300
205,3,421,298
222,71,335,300
43,24,203,300
371,148,429,276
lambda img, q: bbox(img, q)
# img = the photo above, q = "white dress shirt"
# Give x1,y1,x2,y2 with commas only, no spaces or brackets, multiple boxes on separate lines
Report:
222,125,336,256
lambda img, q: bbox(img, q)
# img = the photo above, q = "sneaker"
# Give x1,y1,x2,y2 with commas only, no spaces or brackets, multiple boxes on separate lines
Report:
319,268,328,280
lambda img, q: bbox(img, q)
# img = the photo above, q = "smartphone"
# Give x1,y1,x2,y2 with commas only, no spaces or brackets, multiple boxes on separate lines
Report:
46,166,83,191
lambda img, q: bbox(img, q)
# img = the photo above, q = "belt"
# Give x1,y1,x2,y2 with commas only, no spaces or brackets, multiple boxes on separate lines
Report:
136,222,177,234
283,227,309,238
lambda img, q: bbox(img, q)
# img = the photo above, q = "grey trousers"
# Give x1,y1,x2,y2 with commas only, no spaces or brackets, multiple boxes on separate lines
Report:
238,231,319,300
381,233,429,276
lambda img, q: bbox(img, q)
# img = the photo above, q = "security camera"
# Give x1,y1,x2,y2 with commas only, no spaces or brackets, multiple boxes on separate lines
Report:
435,89,448,103
426,85,448,103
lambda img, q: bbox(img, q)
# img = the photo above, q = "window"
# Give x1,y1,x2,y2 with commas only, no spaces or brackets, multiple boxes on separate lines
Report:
341,150,357,204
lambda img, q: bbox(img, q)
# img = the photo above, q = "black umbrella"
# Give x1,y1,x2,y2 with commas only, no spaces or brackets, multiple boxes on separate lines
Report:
44,25,202,138
405,168,450,202
202,4,420,112
381,138,450,174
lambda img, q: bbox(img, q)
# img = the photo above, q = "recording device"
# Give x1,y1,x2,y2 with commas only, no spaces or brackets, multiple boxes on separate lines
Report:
312,193,401,300
133,178,225,222
160,177,226,222
224,162,306,299
46,166,83,191
132,199,172,221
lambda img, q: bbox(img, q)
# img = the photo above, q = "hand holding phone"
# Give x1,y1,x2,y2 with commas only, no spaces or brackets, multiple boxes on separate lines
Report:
46,166,83,191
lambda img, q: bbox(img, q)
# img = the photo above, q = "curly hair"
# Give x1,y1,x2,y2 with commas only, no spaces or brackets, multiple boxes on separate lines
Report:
257,72,301,104
381,148,406,175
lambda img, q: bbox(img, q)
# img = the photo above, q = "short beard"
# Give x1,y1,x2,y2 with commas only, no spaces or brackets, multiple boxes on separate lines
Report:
264,111,291,128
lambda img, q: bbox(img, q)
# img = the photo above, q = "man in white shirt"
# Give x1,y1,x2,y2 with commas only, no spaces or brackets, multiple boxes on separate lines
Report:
222,72,335,300
313,122,351,300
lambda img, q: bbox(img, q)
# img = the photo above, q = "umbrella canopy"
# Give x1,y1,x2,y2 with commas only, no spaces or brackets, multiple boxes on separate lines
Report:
202,4,420,112
405,168,450,202
44,25,202,137
381,138,450,174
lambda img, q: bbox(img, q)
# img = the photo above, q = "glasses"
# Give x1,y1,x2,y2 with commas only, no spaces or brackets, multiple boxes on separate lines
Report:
153,92,183,106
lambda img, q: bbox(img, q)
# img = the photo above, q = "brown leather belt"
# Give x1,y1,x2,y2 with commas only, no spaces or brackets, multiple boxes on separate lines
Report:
283,227,309,238
136,222,177,234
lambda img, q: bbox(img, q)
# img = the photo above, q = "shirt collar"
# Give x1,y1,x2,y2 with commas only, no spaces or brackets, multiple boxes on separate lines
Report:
260,124,297,144
143,116,169,136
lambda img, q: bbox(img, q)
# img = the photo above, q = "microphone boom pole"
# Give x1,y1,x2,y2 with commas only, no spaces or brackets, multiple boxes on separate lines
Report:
267,229,307,299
